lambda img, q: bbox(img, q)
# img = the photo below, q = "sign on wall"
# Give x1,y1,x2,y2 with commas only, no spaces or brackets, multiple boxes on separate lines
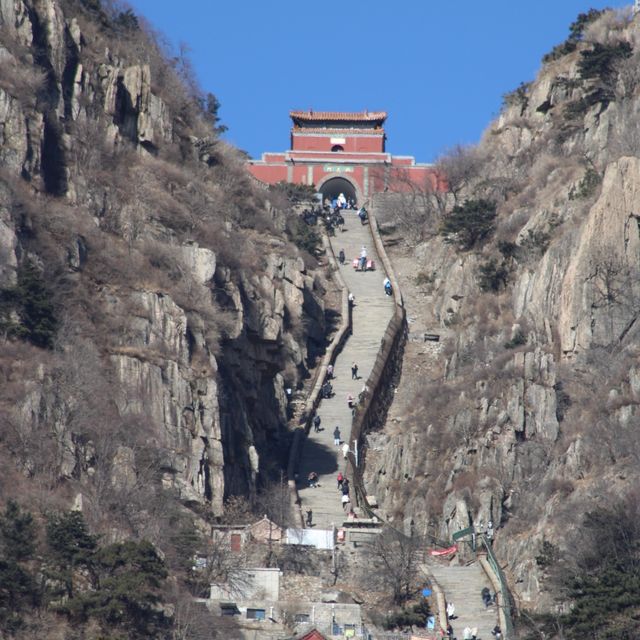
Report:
323,165,354,173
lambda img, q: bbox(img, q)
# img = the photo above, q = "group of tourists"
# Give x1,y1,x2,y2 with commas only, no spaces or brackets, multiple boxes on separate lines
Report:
298,195,367,238
337,471,351,511
455,625,501,640
325,193,356,212
324,209,345,235
445,597,501,640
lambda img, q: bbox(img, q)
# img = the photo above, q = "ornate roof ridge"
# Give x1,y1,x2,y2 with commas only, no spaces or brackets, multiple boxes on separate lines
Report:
290,110,387,122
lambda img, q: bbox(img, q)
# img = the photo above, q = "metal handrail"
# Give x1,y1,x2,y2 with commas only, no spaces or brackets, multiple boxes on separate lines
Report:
478,533,516,637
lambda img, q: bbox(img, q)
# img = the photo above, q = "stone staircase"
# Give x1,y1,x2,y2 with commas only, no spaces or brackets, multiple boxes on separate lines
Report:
296,212,395,529
426,558,499,640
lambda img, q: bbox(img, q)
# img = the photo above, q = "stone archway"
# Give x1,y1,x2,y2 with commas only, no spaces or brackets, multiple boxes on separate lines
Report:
317,176,359,206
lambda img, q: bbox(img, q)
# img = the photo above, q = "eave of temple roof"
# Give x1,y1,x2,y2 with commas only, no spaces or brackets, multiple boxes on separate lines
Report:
290,110,387,125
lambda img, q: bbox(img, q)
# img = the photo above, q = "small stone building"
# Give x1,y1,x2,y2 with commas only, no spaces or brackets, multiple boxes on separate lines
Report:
249,516,283,544
209,524,249,552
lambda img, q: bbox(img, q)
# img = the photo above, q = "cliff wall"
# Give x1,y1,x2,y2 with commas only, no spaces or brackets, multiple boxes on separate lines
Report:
0,0,332,533
367,9,640,612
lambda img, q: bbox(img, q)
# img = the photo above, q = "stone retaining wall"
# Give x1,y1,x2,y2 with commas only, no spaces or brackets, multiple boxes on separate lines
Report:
347,208,407,513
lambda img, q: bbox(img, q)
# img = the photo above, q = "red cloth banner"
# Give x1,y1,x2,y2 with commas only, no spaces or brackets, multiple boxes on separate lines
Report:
429,545,457,556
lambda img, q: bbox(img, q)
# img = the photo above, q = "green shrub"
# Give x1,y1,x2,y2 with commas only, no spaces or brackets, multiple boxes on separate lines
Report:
478,258,509,292
542,9,605,64
0,259,58,348
498,240,518,259
559,501,640,639
521,228,552,256
535,539,559,568
543,39,578,64
577,41,633,82
504,330,526,349
502,81,532,112
560,40,632,122
554,381,572,422
199,92,227,135
569,167,602,200
287,216,322,255
113,8,139,32
383,599,432,630
440,199,497,251
563,88,612,121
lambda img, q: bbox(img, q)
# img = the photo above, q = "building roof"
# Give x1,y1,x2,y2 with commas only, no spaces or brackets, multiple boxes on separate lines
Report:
291,127,384,135
249,516,283,541
295,630,329,640
290,110,387,123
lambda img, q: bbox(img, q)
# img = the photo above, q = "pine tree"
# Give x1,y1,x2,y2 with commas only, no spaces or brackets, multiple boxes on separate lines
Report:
440,199,497,250
70,540,169,637
0,501,39,634
15,259,58,349
46,510,98,599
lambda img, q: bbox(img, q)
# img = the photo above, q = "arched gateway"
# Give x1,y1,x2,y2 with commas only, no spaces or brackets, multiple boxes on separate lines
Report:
247,110,441,199
317,176,358,205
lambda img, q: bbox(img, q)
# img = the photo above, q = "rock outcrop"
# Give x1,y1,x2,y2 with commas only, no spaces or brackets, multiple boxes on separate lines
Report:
0,0,331,527
368,10,640,611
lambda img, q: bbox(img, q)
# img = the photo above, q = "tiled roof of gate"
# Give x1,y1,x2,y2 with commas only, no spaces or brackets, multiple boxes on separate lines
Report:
291,127,384,134
290,110,387,122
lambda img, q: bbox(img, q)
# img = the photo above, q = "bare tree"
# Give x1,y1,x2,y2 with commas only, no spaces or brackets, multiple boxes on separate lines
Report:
588,251,640,345
436,144,483,204
189,537,250,599
364,526,424,605
258,478,295,529
170,586,243,639
377,168,444,244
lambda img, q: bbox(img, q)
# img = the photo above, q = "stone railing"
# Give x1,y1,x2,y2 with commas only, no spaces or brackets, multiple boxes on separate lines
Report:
347,207,407,513
287,230,352,526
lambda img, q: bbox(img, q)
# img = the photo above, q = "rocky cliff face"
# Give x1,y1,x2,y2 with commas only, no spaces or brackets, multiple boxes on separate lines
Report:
368,9,640,610
0,0,330,529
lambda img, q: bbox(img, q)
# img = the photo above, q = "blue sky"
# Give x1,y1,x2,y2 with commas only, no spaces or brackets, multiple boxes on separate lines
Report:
128,1,631,163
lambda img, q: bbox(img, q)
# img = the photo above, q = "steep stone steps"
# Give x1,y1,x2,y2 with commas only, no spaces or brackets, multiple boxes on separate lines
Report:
296,212,395,529
426,559,499,639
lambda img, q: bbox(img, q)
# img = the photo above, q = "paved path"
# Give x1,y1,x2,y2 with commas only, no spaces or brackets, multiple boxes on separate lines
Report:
427,558,499,639
296,211,395,529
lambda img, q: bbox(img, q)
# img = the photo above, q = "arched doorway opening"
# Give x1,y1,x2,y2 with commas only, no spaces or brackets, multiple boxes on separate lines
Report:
319,176,358,206
331,144,344,152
